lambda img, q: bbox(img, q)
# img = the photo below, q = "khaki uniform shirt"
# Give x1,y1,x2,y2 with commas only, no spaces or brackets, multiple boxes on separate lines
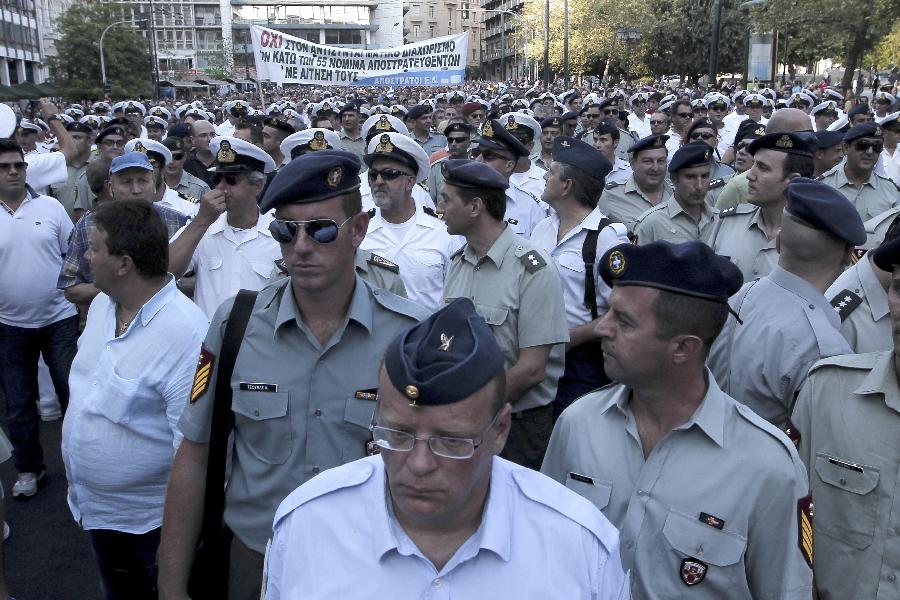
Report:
174,169,211,201
443,226,569,412
598,177,673,233
825,257,892,354
818,163,900,221
863,205,900,249
427,156,447,203
542,373,813,599
792,351,900,600
413,131,447,157
269,250,408,298
49,162,88,221
339,130,366,161
705,203,778,281
177,276,428,552
633,196,714,245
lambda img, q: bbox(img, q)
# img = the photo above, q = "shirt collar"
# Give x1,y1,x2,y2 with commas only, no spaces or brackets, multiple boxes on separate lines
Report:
135,275,178,329
838,161,876,188
463,225,516,267
274,274,374,336
340,130,362,141
768,266,837,326
206,210,272,237
859,256,890,319
369,204,436,231
853,351,900,413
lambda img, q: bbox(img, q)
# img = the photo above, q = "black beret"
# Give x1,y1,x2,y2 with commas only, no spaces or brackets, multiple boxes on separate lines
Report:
687,117,717,139
560,111,579,122
872,236,900,272
338,102,361,115
597,98,617,110
629,134,669,156
476,119,528,158
441,158,509,191
848,104,871,118
733,120,767,144
384,297,505,406
843,122,883,142
784,178,866,246
813,130,845,149
162,136,185,153
748,132,818,157
593,118,619,137
444,122,473,136
95,126,126,143
600,241,743,303
260,150,361,212
668,141,714,173
552,136,612,181
406,105,432,120
167,123,192,138
65,122,93,134
540,116,563,128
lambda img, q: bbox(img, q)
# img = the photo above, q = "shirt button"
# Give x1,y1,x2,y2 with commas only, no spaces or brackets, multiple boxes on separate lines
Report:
637,489,648,497
254,409,260,417
625,540,634,549
314,409,322,416
312,466,320,474
888,574,897,582
839,477,847,485
808,304,815,310
474,266,479,271
432,579,442,588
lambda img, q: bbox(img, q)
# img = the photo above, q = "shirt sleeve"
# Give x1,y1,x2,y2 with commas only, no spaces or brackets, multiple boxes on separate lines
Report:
160,319,207,449
57,215,90,289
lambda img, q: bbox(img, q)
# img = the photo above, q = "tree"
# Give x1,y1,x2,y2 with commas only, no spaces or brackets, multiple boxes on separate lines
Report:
865,19,900,69
47,1,153,100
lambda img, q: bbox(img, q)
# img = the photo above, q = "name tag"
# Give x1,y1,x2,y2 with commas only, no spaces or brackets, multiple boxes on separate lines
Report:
568,472,594,485
239,382,278,393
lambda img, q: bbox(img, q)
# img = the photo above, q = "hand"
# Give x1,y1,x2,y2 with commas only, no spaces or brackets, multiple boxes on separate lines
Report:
39,99,59,121
195,188,227,226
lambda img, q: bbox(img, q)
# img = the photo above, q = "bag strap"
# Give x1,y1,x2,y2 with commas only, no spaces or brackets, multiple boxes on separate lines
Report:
582,218,612,320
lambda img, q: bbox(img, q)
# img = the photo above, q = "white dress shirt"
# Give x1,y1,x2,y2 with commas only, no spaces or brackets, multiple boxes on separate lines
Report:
510,161,547,201
628,112,652,139
265,455,629,600
505,184,548,238
62,277,208,533
157,186,199,218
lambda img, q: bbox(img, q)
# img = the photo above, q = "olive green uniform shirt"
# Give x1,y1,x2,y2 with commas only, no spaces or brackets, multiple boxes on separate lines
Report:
705,203,778,281
598,177,673,233
633,196,715,245
825,257,891,354
818,163,900,221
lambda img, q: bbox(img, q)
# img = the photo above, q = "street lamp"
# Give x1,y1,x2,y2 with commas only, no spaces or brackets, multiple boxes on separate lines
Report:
100,19,146,95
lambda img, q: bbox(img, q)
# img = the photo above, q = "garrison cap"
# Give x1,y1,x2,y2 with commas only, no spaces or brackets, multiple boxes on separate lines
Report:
600,240,743,303
441,158,509,191
110,152,154,174
747,132,817,157
384,297,505,406
541,115,563,128
552,136,611,181
784,178,866,246
209,136,276,174
843,122,883,142
259,150,361,212
125,138,172,166
629,134,669,156
364,131,431,183
872,235,900,272
814,130,845,149
668,141,714,173
280,128,344,160
476,119,528,158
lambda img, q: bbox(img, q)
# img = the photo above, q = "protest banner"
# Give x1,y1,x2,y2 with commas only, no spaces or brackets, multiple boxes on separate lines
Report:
250,25,469,87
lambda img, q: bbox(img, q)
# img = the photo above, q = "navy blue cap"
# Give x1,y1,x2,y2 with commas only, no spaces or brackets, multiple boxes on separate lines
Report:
552,136,612,181
476,119,528,158
65,121,93,134
338,102,361,115
843,122,883,143
260,150,362,212
733,120,767,144
784,178,866,246
441,158,509,191
384,297,505,406
95,125,126,143
560,111,579,122
444,122,473,136
668,141,714,173
541,116,563,128
814,130,845,149
167,123,192,138
872,236,900,271
629,134,669,156
406,104,432,120
848,104,871,118
687,117,716,139
748,132,818,157
597,98,617,110
600,241,743,303
593,118,619,137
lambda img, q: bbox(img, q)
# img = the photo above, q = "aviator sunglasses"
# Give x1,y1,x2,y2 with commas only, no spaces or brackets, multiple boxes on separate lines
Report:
269,215,354,244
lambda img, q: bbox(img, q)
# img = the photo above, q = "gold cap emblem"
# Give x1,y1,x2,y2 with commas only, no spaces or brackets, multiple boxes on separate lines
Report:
216,140,236,163
375,134,394,154
133,141,147,154
505,115,519,130
482,121,495,138
775,134,794,149
608,250,626,275
405,385,419,405
326,165,343,189
309,130,328,151
374,115,392,131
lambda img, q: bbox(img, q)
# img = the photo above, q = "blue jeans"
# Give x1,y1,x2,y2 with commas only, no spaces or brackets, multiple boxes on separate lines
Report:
89,527,160,600
0,315,79,473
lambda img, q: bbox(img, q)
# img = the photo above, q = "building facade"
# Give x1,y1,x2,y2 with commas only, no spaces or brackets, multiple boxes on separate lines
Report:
479,0,525,80
403,0,484,71
1,0,45,84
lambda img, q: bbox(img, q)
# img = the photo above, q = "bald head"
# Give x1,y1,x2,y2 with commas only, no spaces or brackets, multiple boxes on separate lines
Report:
766,108,813,134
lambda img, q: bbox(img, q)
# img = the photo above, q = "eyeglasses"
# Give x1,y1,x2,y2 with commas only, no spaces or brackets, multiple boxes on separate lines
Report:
650,120,667,125
690,132,717,141
0,161,27,172
447,136,469,145
853,140,883,153
603,109,617,115
269,215,354,244
170,153,185,161
211,172,242,187
101,139,126,148
369,408,502,460
480,150,513,162
367,168,413,182
676,112,693,119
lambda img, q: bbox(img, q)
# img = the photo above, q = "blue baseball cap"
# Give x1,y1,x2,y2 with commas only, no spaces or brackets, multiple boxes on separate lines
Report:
109,152,154,174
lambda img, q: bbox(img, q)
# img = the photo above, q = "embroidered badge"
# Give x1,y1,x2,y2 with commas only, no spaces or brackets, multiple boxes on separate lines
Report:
439,333,454,351
798,495,814,567
699,512,724,530
608,250,626,276
375,134,394,154
326,165,343,189
829,289,862,322
354,389,378,401
309,130,329,151
216,140,236,163
680,558,708,586
190,348,215,403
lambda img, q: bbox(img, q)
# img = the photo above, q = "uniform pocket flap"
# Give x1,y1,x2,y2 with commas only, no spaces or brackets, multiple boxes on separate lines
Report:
662,508,746,567
475,304,509,326
814,453,879,495
564,473,612,509
232,389,289,421
557,251,586,273
204,256,224,270
344,394,377,429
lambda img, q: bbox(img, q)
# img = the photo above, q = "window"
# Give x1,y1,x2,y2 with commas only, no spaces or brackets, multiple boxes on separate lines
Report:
429,6,434,17
412,4,420,15
413,25,420,37
324,29,363,45
462,3,469,19
429,26,434,37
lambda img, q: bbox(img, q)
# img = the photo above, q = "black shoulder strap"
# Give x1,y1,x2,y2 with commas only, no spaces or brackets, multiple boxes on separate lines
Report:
582,218,612,319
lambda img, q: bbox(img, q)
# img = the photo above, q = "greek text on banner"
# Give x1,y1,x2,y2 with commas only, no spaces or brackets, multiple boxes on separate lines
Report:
250,25,469,87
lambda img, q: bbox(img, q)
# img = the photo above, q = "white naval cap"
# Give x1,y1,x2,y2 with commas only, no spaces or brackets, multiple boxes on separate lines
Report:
703,93,730,108
498,111,541,142
123,100,146,115
144,115,168,128
361,114,409,141
810,100,839,116
209,136,277,174
148,106,171,120
364,131,430,183
125,137,172,166
787,91,816,107
280,128,344,161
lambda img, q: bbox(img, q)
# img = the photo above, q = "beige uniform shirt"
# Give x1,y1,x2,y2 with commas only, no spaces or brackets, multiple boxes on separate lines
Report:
633,195,714,245
825,256,892,353
792,351,900,600
705,203,778,281
862,205,900,249
542,373,813,599
598,177,673,233
818,163,900,221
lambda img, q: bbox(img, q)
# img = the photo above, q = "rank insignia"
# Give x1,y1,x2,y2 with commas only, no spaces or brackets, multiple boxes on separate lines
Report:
520,251,547,273
829,289,862,322
798,495,814,567
784,418,801,449
190,348,215,403
680,558,708,586
699,512,724,530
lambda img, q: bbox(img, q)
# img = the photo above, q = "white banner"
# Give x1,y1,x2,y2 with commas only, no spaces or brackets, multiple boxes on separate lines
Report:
250,25,469,87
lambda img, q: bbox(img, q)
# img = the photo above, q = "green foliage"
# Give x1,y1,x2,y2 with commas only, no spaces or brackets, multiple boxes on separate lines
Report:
47,1,153,100
865,19,900,68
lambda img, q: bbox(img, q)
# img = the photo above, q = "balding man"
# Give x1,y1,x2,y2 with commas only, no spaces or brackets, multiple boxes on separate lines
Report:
714,108,815,210
183,120,216,187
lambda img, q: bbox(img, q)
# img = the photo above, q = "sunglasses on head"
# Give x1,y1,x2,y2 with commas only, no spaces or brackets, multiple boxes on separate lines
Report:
367,168,413,182
853,140,883,153
690,132,716,141
269,216,353,244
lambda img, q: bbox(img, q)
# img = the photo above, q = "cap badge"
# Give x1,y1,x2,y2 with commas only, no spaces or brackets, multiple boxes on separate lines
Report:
483,121,495,138
375,115,392,131
875,127,882,136
505,115,519,131
703,148,712,160
775,134,794,149
439,333,454,352
608,250,626,275
754,126,766,136
653,137,664,148
133,141,147,154
326,166,343,189
405,385,419,405
375,134,394,154
309,131,329,151
217,140,236,164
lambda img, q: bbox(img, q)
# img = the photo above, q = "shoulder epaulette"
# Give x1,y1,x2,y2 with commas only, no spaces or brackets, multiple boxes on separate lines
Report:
367,253,399,272
814,174,825,181
809,351,882,374
417,181,429,191
718,205,739,217
518,247,548,273
178,191,200,204
605,181,621,190
273,459,375,527
829,289,862,321
709,178,727,189
366,208,376,218
422,205,438,218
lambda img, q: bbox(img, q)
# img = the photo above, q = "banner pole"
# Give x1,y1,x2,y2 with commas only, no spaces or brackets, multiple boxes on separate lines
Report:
259,81,266,111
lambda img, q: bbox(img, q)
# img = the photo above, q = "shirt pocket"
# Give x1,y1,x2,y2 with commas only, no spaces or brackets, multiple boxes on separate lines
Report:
232,389,291,465
813,452,880,549
564,472,612,510
94,369,143,424
202,256,224,272
250,259,275,280
341,392,377,462
557,251,586,275
661,507,747,590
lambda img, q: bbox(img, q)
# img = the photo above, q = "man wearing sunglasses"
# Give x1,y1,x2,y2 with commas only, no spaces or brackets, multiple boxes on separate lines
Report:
665,99,694,157
500,112,548,202
818,123,900,221
360,131,457,311
162,135,210,203
428,121,472,204
627,92,652,139
263,298,628,599
160,150,428,600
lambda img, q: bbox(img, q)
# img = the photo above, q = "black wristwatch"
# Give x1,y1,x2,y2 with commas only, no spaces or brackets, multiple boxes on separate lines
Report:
46,114,62,124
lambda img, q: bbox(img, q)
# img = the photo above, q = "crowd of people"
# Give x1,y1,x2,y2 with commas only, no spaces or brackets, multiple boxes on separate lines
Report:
0,73,899,599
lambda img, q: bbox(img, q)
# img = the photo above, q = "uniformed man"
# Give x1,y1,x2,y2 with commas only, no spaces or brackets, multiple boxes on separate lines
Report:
536,115,563,171
541,240,814,599
790,232,900,599
634,142,715,245
337,102,366,160
474,119,546,238
665,99,694,157
500,112,547,201
407,105,446,156
260,118,294,169
279,128,343,161
48,121,93,220
359,131,457,311
706,132,816,281
531,137,628,417
427,121,472,204
683,117,736,186
825,215,898,353
627,92,652,139
818,122,900,221
811,100,840,131
438,159,568,469
124,138,199,218
590,118,632,185
263,298,629,599
599,134,673,232
709,179,864,429
216,100,250,137
161,136,210,201
812,130,845,177
157,150,429,600
873,91,895,120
